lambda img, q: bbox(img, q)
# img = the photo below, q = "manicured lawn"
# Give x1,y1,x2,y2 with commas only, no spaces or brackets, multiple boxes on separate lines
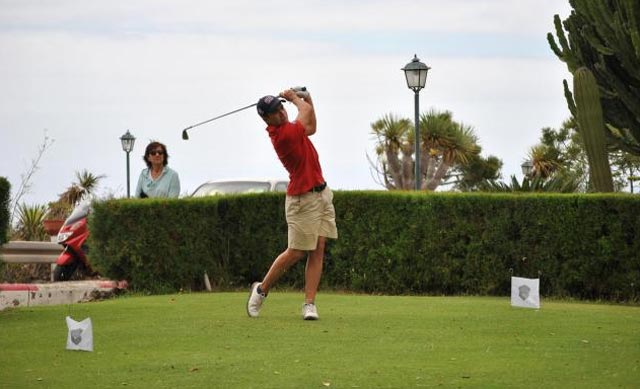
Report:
1,292,638,388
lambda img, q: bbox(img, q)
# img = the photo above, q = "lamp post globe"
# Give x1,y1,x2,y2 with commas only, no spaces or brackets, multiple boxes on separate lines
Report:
120,130,136,198
120,130,136,153
402,54,430,190
402,54,430,92
521,160,534,178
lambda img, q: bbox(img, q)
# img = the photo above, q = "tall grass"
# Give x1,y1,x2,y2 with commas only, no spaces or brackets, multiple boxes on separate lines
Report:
1,293,638,388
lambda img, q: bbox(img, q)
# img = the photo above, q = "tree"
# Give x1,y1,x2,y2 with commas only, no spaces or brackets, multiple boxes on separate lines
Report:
527,144,561,179
610,150,640,191
526,118,640,192
45,170,105,221
548,0,640,155
480,119,585,194
448,154,502,192
538,118,588,178
478,175,580,193
531,118,589,190
59,169,106,206
419,110,481,190
13,203,47,241
9,132,54,226
370,114,414,190
370,109,484,191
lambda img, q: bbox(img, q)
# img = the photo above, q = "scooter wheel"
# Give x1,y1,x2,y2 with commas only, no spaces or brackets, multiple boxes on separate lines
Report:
53,263,79,281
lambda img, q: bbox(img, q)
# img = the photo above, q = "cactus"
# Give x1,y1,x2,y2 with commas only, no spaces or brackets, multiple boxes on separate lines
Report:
548,1,640,155
573,67,614,192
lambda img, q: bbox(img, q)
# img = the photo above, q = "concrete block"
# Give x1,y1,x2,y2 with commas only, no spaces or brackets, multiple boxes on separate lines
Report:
0,280,128,311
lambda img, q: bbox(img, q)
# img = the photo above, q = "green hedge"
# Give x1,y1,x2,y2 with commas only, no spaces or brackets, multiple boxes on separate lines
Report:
0,177,10,245
89,192,640,301
88,194,288,294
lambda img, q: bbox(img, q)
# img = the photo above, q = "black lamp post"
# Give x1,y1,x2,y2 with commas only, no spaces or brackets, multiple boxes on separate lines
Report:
402,54,430,190
120,130,136,198
521,160,534,178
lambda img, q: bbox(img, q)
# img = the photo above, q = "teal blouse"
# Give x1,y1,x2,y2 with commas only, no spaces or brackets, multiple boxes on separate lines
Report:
135,166,180,198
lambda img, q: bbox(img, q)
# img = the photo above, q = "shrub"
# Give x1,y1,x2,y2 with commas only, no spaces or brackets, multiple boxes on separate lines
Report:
88,191,640,301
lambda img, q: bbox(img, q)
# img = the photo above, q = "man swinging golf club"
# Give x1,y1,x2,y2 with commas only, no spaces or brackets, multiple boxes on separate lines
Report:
247,87,338,320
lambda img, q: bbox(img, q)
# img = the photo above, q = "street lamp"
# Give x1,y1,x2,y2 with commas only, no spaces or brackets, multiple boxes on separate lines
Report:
120,130,136,198
402,54,431,190
521,160,534,178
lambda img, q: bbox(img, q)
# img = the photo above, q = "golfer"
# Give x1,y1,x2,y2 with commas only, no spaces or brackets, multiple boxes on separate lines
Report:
247,88,338,320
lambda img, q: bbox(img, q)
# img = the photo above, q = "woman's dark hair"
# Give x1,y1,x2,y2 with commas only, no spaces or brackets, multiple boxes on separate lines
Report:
143,141,169,168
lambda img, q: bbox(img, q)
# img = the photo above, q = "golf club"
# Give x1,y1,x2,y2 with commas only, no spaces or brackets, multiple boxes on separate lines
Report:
181,87,307,140
181,102,257,140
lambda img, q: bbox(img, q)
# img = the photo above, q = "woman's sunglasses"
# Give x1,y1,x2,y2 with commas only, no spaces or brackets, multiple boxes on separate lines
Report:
149,150,164,156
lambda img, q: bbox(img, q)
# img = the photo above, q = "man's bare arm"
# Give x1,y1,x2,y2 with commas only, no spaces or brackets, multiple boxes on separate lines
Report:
281,89,317,135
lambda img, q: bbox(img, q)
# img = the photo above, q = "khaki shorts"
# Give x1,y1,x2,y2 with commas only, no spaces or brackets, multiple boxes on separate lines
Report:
285,187,338,251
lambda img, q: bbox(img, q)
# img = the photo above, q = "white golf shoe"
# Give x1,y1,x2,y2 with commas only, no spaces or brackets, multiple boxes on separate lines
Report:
302,303,319,320
247,282,266,318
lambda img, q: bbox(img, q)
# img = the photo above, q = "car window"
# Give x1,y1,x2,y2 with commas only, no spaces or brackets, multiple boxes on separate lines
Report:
274,181,288,192
192,181,272,197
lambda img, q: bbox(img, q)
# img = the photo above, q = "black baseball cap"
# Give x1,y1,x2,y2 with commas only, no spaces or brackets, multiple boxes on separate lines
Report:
257,95,284,116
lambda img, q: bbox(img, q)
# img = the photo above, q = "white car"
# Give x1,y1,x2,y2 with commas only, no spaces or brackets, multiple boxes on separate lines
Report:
191,179,289,197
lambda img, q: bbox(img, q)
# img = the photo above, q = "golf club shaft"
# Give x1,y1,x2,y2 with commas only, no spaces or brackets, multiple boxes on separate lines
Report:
183,102,257,132
181,87,306,140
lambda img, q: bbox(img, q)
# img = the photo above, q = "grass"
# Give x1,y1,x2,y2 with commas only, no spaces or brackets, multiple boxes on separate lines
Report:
1,292,639,388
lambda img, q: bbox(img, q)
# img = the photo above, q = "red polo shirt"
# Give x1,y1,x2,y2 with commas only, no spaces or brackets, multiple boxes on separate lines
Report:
266,120,325,196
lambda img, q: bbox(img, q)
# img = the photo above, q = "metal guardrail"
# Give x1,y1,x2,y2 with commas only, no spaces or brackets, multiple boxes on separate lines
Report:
0,241,60,264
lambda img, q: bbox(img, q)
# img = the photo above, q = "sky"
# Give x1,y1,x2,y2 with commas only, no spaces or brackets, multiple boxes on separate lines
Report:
1,0,574,208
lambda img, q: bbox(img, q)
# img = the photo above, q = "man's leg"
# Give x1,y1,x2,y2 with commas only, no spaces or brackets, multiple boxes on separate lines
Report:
247,248,306,317
304,236,325,304
261,248,306,293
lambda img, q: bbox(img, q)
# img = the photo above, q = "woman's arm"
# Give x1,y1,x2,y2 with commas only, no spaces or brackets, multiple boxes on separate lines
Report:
168,170,181,198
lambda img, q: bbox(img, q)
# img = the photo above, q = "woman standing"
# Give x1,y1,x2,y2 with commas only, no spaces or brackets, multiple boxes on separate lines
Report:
135,141,180,198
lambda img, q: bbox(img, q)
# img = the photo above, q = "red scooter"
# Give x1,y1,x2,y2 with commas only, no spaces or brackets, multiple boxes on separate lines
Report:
53,199,93,281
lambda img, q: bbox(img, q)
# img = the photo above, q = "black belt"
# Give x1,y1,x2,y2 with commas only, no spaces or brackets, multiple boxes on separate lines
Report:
309,182,327,193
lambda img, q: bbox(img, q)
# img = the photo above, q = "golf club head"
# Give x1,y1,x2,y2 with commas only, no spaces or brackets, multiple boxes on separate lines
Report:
182,129,189,140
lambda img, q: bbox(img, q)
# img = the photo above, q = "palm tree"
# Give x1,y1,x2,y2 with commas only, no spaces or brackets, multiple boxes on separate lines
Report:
420,110,480,190
478,175,580,193
370,110,481,191
45,170,106,222
527,144,561,179
59,170,106,206
13,203,47,241
370,114,413,189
